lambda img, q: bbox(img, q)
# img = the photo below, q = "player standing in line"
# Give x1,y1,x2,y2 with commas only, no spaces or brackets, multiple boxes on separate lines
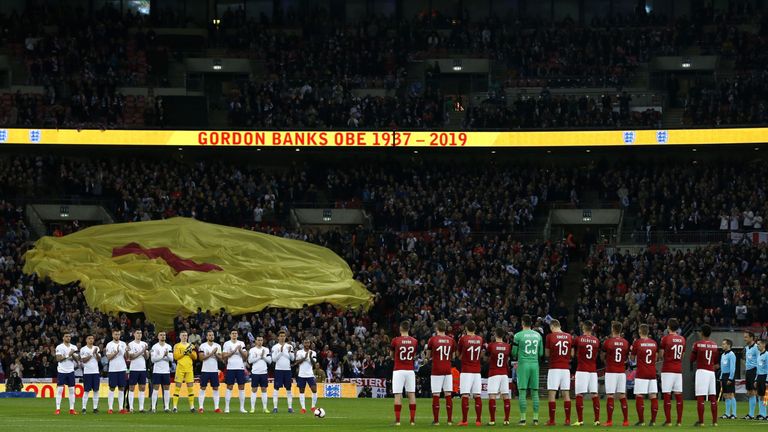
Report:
690,324,719,426
271,330,295,413
247,336,271,413
630,323,659,426
602,321,629,427
457,319,484,426
172,330,198,413
198,330,222,413
150,331,174,413
79,334,101,414
426,320,456,426
294,338,319,414
756,340,767,420
54,330,79,415
743,332,759,420
486,327,512,426
127,329,150,413
574,320,601,426
720,338,737,419
512,314,543,426
659,318,686,426
391,320,418,426
545,319,573,426
106,328,128,414
223,329,248,413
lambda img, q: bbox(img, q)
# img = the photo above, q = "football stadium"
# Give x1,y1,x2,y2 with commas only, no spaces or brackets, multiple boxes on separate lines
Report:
0,0,768,431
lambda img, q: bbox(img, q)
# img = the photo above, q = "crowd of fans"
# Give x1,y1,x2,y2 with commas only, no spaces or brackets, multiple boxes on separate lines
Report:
577,243,768,341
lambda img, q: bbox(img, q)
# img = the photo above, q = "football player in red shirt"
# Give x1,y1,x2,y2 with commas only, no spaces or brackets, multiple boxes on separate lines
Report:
574,320,601,426
486,327,512,426
545,319,572,426
630,324,659,426
659,318,686,426
602,321,630,426
391,320,418,426
690,324,720,426
457,319,484,426
426,320,456,425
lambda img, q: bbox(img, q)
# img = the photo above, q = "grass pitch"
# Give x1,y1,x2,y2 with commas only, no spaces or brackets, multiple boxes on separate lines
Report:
0,398,761,431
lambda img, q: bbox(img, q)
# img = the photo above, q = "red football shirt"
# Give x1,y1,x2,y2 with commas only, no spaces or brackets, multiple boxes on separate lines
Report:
691,340,719,371
631,337,658,379
576,335,600,372
391,336,418,371
603,337,630,373
660,334,686,373
428,335,456,376
458,334,484,373
546,332,573,370
487,341,512,377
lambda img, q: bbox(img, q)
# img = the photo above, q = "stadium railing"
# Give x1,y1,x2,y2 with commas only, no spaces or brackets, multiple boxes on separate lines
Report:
619,229,732,245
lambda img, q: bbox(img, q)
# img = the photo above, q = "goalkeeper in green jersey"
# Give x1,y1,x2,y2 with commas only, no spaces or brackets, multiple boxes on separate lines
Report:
512,314,543,426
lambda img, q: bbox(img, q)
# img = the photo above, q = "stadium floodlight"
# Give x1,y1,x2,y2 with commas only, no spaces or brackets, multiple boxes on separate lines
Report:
60,206,69,218
452,59,462,71
212,18,221,26
323,209,332,222
681,58,692,68
582,209,592,222
212,59,222,71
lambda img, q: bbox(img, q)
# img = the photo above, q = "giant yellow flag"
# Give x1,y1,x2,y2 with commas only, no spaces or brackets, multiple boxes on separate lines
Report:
23,217,372,328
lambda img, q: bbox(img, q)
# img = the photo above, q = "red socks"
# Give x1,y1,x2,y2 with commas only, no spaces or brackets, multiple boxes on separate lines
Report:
461,396,469,423
592,396,600,423
474,396,482,423
675,394,684,424
446,395,453,423
549,401,556,424
607,398,614,422
395,403,402,423
709,395,717,424
651,398,659,423
489,399,497,423
565,400,572,423
663,393,672,423
697,396,705,423
620,398,628,422
503,399,511,422
576,395,584,422
409,404,416,423
432,396,440,423
636,395,645,423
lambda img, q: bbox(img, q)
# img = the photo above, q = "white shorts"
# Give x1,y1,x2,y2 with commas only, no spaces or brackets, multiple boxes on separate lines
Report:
695,370,716,397
634,378,658,395
575,371,598,394
459,372,482,395
487,375,510,395
392,370,416,394
547,369,571,391
661,373,683,393
430,375,452,394
605,372,627,394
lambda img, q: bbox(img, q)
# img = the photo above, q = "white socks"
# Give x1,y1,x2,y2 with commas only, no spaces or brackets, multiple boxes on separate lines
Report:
55,386,64,409
198,390,205,410
287,392,293,409
213,389,220,409
262,392,268,410
225,389,232,411
118,390,125,410
239,391,245,411
273,393,279,410
138,391,145,411
152,391,158,410
83,392,90,410
312,392,317,409
108,390,114,410
163,390,170,410
128,391,134,410
299,394,306,409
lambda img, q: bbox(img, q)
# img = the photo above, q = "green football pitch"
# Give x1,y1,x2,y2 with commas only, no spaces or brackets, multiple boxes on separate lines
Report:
0,398,761,431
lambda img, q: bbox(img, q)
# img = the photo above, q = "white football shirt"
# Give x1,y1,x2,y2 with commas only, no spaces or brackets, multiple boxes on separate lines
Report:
271,343,295,371
223,340,246,370
199,342,222,373
79,345,100,374
56,343,78,373
106,340,127,372
296,348,317,378
127,340,149,371
150,342,173,374
248,347,271,374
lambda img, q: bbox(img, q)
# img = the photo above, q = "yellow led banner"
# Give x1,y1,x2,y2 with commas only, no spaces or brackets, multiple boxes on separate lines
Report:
0,128,766,147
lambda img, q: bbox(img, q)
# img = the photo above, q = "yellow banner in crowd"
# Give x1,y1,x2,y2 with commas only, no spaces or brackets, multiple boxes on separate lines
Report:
0,127,766,147
23,218,372,329
0,382,357,398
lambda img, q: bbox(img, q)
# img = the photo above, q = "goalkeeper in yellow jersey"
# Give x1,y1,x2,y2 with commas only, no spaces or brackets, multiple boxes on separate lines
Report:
172,330,198,413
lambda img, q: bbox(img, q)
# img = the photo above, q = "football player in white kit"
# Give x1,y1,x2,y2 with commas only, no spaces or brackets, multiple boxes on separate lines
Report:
294,338,319,414
248,335,271,413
